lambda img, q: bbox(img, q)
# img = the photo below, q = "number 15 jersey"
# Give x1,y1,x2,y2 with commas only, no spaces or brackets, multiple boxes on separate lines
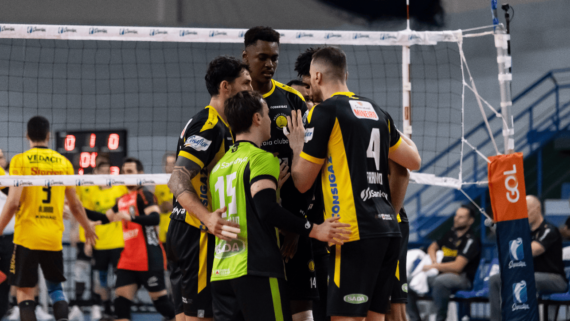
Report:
300,92,402,242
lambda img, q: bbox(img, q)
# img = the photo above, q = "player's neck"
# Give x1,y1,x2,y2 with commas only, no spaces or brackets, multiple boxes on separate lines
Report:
322,82,350,101
209,95,227,123
235,131,263,148
29,141,48,149
252,78,273,96
530,216,544,232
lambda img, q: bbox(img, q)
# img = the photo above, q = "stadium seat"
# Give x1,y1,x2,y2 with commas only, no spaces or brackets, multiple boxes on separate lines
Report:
454,258,497,299
539,260,570,320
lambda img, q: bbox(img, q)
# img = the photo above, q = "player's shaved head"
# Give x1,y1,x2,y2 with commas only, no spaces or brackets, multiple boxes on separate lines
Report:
27,116,50,142
311,47,347,83
527,195,542,216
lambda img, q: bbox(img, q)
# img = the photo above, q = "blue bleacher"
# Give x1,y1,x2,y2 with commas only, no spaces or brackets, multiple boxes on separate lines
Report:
454,258,499,300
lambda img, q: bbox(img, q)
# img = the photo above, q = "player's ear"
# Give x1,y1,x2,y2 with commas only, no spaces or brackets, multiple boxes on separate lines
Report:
242,50,248,64
46,131,51,142
220,80,229,95
345,71,349,82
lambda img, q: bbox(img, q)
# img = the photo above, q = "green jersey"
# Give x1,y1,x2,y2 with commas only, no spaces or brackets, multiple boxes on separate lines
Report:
209,141,284,281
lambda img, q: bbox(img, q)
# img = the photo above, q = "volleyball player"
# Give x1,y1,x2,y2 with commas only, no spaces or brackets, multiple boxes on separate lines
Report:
156,152,176,246
287,47,421,321
166,56,251,321
0,116,97,321
243,26,317,321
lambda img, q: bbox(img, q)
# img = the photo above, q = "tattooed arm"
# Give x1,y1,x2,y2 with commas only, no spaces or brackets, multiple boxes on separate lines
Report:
167,157,239,240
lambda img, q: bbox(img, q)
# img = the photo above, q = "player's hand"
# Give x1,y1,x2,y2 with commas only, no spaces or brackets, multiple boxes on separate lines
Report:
63,204,72,220
83,223,99,250
205,206,241,241
309,217,351,245
278,161,290,190
281,233,299,262
115,211,131,222
84,242,93,257
160,201,173,213
286,110,305,156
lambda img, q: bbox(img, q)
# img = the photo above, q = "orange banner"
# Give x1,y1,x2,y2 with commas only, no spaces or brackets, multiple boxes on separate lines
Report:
488,152,528,222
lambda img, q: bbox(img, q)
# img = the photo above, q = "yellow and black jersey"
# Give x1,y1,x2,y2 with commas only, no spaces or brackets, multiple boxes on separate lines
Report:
9,147,74,251
154,184,172,243
0,166,6,190
301,92,402,242
77,185,128,250
171,105,234,229
261,79,309,216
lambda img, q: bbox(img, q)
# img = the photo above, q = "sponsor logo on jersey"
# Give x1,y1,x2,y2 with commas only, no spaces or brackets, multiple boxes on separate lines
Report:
214,269,231,276
377,214,392,220
119,28,138,35
58,27,77,34
296,32,313,38
172,207,186,216
123,228,139,241
508,238,526,269
274,113,288,129
327,157,340,217
270,105,287,109
147,276,158,287
325,33,341,39
308,260,315,272
343,294,368,304
305,221,311,229
512,281,529,311
0,26,15,33
215,157,248,172
179,30,197,37
31,168,66,175
27,26,46,34
89,28,108,34
367,172,382,184
197,310,205,318
180,118,192,138
262,138,288,146
214,239,246,259
145,226,160,245
442,246,458,258
149,29,167,36
209,31,227,37
402,283,408,293
352,33,370,39
360,187,388,202
184,135,212,151
304,128,314,143
349,100,378,120
27,155,63,164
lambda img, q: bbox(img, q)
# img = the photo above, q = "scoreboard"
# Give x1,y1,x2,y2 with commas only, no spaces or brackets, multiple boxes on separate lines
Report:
56,130,127,175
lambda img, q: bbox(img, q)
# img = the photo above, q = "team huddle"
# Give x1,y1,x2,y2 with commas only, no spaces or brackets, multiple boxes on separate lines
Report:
0,26,421,321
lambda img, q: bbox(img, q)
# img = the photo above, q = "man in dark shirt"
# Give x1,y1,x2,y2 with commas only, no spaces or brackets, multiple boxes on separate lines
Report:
407,204,481,321
489,195,568,321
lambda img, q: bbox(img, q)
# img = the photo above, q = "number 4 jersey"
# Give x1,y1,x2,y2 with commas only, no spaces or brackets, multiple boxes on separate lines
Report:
9,147,75,251
300,92,402,242
209,141,284,282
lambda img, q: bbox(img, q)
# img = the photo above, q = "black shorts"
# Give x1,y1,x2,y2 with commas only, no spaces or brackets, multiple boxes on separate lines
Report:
93,248,123,271
212,275,292,321
283,234,319,301
76,242,90,262
312,251,330,321
327,237,401,317
390,222,409,304
115,269,166,292
166,219,215,317
9,244,66,287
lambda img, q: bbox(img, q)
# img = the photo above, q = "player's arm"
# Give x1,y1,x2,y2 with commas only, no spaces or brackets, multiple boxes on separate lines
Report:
65,187,98,245
0,186,22,235
388,160,409,215
429,256,468,274
115,191,161,226
389,132,421,171
251,179,350,244
427,241,440,264
530,227,556,257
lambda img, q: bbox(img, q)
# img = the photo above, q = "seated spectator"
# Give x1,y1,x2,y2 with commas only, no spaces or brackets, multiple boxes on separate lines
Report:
407,204,481,321
489,195,568,321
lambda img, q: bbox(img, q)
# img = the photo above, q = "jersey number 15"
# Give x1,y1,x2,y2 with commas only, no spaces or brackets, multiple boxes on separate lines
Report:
214,173,238,218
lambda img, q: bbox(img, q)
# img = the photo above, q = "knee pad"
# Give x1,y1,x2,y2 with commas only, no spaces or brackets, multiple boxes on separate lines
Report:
114,296,132,320
46,280,67,303
73,260,90,283
98,270,109,288
152,295,175,320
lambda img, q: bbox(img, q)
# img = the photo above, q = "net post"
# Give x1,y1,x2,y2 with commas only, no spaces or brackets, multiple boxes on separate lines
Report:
402,0,412,138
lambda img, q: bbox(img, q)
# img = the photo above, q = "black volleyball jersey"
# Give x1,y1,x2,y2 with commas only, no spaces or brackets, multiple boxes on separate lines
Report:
301,92,402,242
171,106,234,229
260,80,309,216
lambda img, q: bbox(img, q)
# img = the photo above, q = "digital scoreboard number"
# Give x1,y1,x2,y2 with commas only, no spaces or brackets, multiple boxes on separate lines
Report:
56,130,127,175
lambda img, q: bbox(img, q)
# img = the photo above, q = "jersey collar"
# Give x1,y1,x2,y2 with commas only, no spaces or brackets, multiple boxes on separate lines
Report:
205,105,231,128
32,146,49,149
331,92,356,98
262,79,276,99
235,140,259,148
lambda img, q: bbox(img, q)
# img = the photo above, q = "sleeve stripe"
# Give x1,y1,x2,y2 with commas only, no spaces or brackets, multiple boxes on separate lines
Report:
389,137,403,153
300,152,325,165
250,175,278,186
178,151,205,168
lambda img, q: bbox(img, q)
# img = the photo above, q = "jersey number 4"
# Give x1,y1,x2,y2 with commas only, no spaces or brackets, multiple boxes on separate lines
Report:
367,128,380,171
214,173,237,218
